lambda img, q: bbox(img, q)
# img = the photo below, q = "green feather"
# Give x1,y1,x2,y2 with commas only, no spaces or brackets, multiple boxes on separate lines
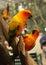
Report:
8,25,19,45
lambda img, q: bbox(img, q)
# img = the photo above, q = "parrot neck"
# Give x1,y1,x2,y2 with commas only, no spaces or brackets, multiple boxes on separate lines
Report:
33,33,39,39
31,33,39,40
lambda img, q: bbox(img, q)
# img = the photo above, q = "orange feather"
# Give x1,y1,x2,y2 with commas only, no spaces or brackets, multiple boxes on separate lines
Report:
23,29,39,51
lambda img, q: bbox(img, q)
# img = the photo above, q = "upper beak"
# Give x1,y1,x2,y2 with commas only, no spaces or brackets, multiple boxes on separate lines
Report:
28,15,32,19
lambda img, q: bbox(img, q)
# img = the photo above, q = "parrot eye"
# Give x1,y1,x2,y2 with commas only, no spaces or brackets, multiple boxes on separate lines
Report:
27,13,30,15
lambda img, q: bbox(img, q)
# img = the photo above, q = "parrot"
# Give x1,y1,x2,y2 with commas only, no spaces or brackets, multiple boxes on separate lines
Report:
23,28,39,51
2,9,8,20
2,4,10,20
2,9,10,20
8,10,32,45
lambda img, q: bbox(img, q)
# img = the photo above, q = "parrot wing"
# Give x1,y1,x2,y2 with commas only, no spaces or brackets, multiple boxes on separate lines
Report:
9,24,20,45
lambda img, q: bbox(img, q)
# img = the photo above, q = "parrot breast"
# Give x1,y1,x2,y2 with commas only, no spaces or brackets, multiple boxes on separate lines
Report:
23,34,36,51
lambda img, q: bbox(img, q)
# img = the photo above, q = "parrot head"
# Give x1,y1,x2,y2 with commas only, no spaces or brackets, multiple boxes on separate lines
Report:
32,28,39,38
17,9,32,22
21,9,32,18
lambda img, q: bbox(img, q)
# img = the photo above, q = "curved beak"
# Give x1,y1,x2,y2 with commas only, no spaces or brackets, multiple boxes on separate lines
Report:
28,15,32,19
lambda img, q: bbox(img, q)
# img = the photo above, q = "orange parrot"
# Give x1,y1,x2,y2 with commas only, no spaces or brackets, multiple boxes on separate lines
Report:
2,9,8,19
23,29,39,51
9,10,32,45
2,4,10,20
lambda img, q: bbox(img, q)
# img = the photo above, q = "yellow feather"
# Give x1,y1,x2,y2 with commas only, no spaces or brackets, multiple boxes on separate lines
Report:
9,17,20,30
